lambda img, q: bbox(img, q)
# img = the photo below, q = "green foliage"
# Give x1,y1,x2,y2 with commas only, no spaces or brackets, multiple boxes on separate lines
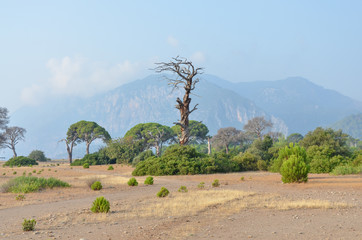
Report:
91,196,110,213
330,165,362,175
13,171,17,175
28,150,49,162
197,182,205,189
22,219,36,231
91,181,102,191
107,165,114,170
144,176,154,185
232,152,260,171
269,143,307,173
257,160,267,171
132,150,155,166
127,177,138,186
1,176,70,193
125,123,174,155
178,185,188,193
71,149,114,166
287,133,304,143
280,155,309,183
105,137,143,164
4,156,38,167
157,187,169,197
240,177,245,181
83,163,89,169
172,120,209,144
15,194,25,201
212,179,220,187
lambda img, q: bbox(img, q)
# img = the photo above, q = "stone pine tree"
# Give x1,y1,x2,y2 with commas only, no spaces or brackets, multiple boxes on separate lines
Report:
155,56,203,145
2,126,26,158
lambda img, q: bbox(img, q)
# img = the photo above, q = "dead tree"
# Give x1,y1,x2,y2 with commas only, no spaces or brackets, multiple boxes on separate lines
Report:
155,56,203,145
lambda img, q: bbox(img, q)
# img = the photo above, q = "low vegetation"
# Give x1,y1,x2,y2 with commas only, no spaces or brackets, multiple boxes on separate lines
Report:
91,196,110,213
212,179,220,187
157,187,169,197
178,186,188,193
0,176,70,193
4,156,38,167
127,177,138,186
144,176,154,185
22,219,36,231
91,181,103,191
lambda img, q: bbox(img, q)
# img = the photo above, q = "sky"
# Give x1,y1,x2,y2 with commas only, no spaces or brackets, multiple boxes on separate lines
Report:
1,0,362,113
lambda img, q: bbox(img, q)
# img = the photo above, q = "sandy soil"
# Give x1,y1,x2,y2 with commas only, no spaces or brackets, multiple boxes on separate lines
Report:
0,162,361,240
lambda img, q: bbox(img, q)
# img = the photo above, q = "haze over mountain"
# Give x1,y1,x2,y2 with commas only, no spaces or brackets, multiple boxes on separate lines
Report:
6,74,362,159
331,114,362,140
206,75,362,134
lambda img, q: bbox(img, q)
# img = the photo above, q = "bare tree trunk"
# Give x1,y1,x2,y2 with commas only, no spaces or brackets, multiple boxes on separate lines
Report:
225,144,229,154
11,145,17,158
86,142,90,155
207,137,211,155
65,142,73,164
155,145,160,157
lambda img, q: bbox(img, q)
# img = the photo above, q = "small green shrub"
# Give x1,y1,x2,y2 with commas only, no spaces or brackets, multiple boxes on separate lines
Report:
212,179,220,187
90,196,110,213
13,171,17,175
16,194,25,201
107,165,114,170
83,163,89,169
157,187,169,198
32,170,36,173
197,182,205,189
2,173,5,176
144,176,154,185
22,171,26,176
22,219,36,231
127,177,138,186
240,176,245,181
91,181,103,191
178,186,188,193
86,177,100,189
280,155,309,183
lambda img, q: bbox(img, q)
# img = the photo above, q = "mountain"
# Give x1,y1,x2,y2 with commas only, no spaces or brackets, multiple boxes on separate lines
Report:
9,75,286,159
206,75,362,134
331,114,362,140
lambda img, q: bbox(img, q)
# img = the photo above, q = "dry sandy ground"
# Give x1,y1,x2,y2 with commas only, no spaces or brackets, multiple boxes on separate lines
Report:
0,162,361,240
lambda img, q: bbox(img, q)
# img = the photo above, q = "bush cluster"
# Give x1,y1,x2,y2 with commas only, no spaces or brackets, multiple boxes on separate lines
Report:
71,150,115,166
157,187,169,197
1,176,70,193
4,156,38,167
127,177,138,186
144,176,154,185
22,219,36,231
91,181,102,191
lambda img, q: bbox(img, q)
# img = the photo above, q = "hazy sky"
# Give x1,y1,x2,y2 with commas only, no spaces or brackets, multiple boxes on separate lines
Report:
1,0,362,113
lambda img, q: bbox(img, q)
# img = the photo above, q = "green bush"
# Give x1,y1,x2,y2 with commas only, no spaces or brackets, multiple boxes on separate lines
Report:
132,145,238,176
0,176,70,193
257,160,267,171
86,177,100,189
144,176,154,185
107,165,114,170
71,150,115,166
127,177,138,186
178,186,188,193
22,219,36,231
212,179,220,187
280,155,309,183
269,143,307,173
90,196,110,213
132,150,155,166
232,152,259,171
83,163,90,169
28,150,48,162
197,182,205,189
330,165,362,175
157,187,169,197
91,181,102,191
4,156,38,167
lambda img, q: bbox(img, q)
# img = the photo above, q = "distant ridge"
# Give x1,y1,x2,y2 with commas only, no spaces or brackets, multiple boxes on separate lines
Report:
331,114,362,140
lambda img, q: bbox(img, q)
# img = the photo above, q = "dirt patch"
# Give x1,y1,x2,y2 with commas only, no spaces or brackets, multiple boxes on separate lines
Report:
0,163,361,239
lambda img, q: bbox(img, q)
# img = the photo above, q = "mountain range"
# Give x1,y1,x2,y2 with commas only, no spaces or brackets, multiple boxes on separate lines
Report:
6,74,362,159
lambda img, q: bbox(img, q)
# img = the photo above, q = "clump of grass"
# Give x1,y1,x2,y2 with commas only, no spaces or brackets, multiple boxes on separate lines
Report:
2,173,5,176
197,182,205,189
240,176,245,181
91,181,102,191
32,170,36,173
127,177,138,186
212,179,220,187
178,186,188,193
107,166,114,170
22,219,36,231
144,176,154,185
157,187,169,198
16,194,25,201
0,176,70,193
91,196,110,213
13,171,17,175
85,177,100,189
